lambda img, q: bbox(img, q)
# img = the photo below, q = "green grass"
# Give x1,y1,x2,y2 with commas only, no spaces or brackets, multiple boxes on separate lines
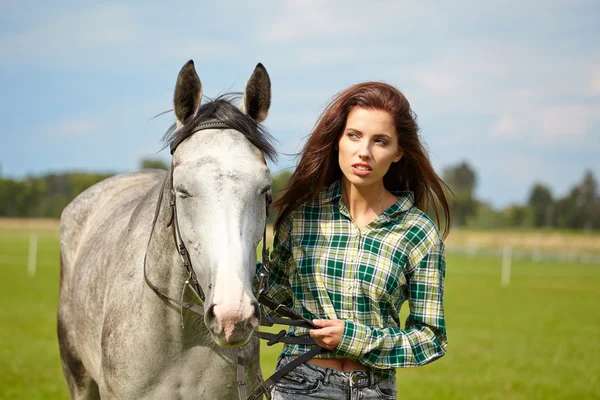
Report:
1,227,599,399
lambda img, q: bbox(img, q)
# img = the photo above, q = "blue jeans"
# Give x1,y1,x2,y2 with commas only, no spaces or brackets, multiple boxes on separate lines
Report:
271,356,397,400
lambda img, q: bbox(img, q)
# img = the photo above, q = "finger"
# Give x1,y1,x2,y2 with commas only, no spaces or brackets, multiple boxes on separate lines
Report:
312,319,339,327
308,329,322,340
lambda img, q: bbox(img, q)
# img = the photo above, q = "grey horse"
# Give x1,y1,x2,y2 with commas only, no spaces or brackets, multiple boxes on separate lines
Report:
58,60,275,399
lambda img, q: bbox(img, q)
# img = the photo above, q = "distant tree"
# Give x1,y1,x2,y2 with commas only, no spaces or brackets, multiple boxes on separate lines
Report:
576,170,600,231
502,204,534,228
465,200,503,229
553,171,600,231
268,169,293,223
0,172,115,219
0,177,46,217
555,187,580,230
527,183,554,228
443,161,477,227
443,161,476,192
140,158,169,170
271,170,292,201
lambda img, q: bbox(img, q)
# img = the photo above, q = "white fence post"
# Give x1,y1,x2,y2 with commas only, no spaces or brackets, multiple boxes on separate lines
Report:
467,240,477,257
27,233,38,277
501,244,512,287
532,247,542,262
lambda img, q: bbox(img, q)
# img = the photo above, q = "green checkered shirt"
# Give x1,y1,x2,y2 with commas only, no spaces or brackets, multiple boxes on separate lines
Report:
262,180,447,373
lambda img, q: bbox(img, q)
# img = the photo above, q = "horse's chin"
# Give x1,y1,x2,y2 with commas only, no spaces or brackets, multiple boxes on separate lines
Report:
211,332,252,348
207,314,257,348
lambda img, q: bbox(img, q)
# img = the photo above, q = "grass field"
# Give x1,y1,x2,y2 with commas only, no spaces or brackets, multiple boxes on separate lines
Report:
1,221,599,399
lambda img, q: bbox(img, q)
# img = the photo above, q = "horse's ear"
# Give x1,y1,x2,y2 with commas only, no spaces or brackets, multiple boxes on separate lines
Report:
240,63,271,123
174,60,203,125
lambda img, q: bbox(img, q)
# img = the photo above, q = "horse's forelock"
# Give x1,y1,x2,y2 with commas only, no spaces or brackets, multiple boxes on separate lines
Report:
162,94,276,163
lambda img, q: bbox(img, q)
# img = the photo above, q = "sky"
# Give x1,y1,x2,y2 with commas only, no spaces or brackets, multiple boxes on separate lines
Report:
1,0,598,208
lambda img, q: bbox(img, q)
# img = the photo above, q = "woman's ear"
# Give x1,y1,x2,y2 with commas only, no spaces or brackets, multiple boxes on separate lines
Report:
393,151,403,163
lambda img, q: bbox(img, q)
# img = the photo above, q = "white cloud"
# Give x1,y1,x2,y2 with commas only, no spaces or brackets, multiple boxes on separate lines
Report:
588,70,600,96
537,105,600,141
488,105,600,147
414,72,462,95
42,117,100,137
256,0,436,45
490,114,521,140
258,0,345,44
499,154,550,185
0,4,237,68
0,4,140,63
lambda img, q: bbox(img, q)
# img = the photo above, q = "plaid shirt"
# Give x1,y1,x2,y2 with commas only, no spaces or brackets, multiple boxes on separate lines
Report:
262,180,447,374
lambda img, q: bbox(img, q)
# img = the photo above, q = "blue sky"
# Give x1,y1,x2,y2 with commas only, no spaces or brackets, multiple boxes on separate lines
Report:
1,0,598,208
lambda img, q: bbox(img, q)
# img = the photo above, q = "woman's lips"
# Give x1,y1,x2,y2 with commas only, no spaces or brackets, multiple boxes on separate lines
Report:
352,163,372,177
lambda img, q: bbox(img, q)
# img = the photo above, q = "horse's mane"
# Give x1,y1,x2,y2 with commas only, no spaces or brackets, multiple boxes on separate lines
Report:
162,93,277,162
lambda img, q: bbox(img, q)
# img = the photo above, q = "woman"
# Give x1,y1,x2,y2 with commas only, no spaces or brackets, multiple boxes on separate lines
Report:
264,82,450,399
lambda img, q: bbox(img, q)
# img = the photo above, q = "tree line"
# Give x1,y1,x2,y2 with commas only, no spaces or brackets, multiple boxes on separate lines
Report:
1,157,599,231
443,161,600,231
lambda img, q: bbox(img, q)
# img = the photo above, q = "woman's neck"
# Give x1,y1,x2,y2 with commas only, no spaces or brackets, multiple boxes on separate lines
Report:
340,178,396,228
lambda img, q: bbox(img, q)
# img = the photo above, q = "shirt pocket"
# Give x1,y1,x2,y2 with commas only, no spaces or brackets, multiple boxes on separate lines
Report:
273,371,322,395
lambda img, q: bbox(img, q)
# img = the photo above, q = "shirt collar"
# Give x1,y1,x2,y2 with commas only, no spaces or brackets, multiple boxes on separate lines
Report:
323,180,415,219
324,180,343,203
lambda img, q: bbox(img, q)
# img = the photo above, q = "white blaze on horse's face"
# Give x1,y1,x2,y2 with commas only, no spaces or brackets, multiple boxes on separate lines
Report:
171,61,272,347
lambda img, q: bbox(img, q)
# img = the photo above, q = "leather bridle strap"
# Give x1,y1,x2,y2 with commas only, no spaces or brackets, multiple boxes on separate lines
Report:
246,346,323,400
143,175,206,315
143,121,233,316
242,291,323,399
169,121,233,154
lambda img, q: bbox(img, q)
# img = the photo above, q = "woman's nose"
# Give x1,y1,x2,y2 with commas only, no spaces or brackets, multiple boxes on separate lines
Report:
358,143,372,159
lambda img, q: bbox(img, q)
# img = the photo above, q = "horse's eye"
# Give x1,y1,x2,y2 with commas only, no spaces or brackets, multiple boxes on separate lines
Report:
176,188,193,198
260,185,271,196
266,193,272,205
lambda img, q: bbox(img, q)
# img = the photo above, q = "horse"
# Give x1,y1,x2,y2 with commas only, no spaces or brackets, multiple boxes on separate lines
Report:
57,60,275,399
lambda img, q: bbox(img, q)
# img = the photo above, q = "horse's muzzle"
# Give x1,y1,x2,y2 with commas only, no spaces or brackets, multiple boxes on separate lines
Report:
205,300,260,347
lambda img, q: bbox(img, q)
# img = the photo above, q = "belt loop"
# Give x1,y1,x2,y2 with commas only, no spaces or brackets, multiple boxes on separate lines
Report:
369,370,375,387
324,368,331,384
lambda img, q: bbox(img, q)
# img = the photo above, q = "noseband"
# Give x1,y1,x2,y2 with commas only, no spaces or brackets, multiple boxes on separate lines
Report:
143,122,323,400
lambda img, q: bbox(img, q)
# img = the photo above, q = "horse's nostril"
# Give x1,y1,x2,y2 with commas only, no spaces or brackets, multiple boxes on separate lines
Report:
252,300,260,321
205,304,216,324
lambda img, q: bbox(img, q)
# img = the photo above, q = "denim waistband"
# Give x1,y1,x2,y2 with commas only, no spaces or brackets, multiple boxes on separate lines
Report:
281,356,390,389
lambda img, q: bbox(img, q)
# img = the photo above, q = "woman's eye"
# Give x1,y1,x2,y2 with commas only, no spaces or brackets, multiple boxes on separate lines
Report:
347,132,359,139
375,139,388,145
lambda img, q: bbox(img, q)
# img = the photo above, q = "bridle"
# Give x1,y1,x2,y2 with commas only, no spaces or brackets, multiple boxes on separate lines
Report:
143,122,323,400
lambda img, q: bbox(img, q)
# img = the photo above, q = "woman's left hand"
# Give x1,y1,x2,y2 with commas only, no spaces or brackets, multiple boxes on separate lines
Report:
309,319,345,351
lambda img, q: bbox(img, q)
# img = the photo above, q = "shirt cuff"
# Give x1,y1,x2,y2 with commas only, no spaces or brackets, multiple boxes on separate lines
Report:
334,321,370,359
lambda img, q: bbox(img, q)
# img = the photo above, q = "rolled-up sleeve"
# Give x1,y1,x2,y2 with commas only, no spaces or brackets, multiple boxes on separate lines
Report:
335,239,447,369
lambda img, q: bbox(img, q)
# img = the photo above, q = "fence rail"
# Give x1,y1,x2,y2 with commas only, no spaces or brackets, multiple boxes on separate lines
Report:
446,244,600,264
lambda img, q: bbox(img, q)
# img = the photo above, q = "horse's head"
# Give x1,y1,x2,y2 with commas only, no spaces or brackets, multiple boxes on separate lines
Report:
167,60,275,347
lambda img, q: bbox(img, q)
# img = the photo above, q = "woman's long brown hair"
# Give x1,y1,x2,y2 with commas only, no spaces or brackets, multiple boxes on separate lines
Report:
273,82,452,238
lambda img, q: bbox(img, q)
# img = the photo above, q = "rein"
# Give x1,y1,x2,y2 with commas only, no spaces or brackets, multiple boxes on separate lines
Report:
143,122,323,400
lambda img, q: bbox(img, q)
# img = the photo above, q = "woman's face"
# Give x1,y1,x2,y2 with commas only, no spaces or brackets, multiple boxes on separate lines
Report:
337,107,402,189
